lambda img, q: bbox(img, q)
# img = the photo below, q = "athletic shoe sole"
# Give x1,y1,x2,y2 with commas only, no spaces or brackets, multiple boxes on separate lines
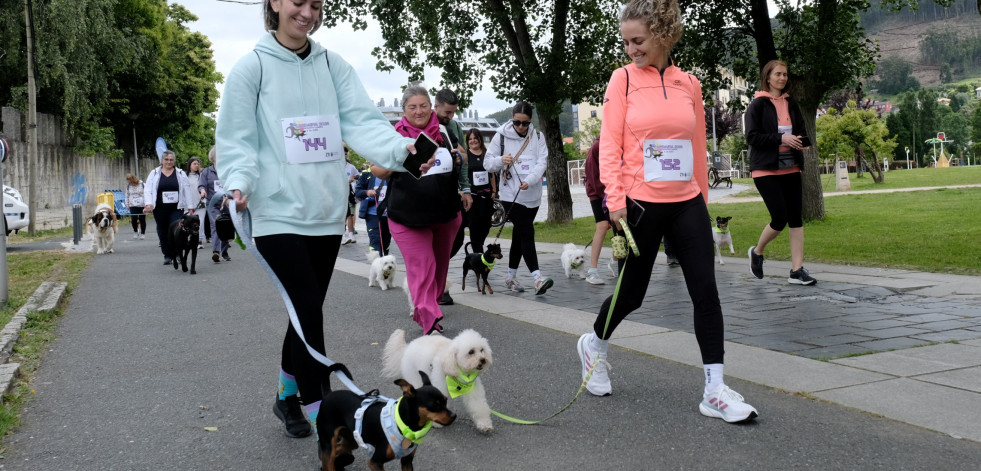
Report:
577,334,612,396
748,246,764,279
699,402,759,423
534,278,554,295
788,277,817,286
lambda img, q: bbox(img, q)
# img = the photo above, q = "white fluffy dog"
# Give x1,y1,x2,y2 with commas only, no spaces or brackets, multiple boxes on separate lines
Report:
88,203,117,254
383,328,494,432
367,250,398,290
560,243,587,279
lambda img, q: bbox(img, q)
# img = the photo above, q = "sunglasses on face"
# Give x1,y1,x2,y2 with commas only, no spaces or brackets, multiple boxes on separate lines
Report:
512,120,531,127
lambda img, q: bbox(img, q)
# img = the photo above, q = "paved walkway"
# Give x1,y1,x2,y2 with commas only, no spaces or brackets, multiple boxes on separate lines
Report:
338,182,981,443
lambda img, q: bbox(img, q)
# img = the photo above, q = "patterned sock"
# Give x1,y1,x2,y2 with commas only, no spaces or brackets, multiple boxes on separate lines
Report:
703,363,724,394
507,268,518,279
304,401,321,439
277,369,298,400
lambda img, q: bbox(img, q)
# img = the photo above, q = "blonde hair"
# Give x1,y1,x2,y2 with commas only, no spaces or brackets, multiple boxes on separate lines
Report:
620,0,683,49
126,174,139,186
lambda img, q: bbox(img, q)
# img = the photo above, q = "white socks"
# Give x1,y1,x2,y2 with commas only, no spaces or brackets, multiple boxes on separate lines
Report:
588,332,609,356
531,270,541,281
507,268,517,279
704,363,724,394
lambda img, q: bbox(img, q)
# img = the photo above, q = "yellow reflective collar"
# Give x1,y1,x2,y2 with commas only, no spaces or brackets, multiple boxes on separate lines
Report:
394,397,432,444
446,370,479,398
481,254,496,269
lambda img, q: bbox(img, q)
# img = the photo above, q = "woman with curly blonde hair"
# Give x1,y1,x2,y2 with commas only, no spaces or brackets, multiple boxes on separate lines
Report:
575,0,758,423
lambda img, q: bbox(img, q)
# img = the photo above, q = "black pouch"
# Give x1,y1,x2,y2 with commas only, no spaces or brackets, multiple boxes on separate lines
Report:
777,151,796,170
215,208,235,241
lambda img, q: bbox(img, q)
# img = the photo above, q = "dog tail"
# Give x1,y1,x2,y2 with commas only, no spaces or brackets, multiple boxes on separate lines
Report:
320,362,354,397
381,329,408,378
366,250,380,263
463,241,473,256
563,242,577,252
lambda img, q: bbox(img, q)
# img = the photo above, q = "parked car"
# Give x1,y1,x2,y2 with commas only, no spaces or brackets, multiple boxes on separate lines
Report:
4,185,29,235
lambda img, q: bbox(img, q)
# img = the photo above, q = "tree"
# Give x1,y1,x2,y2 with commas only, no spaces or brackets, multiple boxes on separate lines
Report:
574,117,602,150
325,0,623,223
940,62,953,83
939,109,970,156
874,56,920,95
817,101,897,183
675,0,954,221
705,102,742,149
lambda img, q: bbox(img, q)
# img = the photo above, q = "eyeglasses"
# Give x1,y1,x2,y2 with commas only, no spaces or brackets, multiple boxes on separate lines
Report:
512,120,531,127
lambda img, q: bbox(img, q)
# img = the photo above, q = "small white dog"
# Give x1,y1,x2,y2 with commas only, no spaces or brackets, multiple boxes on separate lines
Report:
367,250,398,290
561,243,587,279
88,203,117,254
383,328,494,432
712,216,735,265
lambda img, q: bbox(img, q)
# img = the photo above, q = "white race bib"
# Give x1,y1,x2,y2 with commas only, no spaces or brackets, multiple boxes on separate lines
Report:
375,181,388,201
162,191,179,204
642,139,694,182
213,180,224,193
472,171,489,186
425,148,453,176
516,158,532,177
281,114,344,164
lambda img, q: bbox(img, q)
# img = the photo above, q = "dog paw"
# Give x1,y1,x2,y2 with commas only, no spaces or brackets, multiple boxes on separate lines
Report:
475,420,494,433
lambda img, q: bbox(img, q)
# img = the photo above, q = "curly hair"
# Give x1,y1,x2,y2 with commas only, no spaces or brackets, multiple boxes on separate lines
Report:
619,0,683,49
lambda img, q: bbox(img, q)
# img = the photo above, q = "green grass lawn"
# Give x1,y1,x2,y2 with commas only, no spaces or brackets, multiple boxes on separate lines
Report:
526,186,981,275
730,166,981,198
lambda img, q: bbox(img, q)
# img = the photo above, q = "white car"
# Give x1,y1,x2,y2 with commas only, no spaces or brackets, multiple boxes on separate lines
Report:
4,185,29,235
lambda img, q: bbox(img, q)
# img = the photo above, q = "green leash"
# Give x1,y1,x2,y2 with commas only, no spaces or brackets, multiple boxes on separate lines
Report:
490,219,637,425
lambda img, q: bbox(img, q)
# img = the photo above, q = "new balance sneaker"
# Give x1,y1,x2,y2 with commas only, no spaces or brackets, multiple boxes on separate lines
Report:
577,334,612,396
789,266,817,285
534,277,553,295
505,277,525,292
699,385,758,423
585,270,605,285
748,246,764,279
273,395,312,438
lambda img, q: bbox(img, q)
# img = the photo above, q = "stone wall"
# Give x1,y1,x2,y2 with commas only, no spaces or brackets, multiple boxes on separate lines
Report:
1,107,159,231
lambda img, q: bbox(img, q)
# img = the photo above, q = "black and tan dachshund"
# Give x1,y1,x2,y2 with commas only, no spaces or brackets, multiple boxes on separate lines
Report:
168,212,200,275
318,367,455,471
461,242,503,295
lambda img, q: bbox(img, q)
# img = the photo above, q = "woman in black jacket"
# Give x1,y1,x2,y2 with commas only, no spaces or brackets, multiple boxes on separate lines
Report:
745,59,816,285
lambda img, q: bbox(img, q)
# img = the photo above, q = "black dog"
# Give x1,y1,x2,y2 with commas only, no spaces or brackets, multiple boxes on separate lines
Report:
168,212,200,274
461,242,503,295
318,368,455,471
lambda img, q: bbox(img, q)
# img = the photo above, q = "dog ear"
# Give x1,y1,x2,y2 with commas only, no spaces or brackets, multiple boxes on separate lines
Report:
419,370,432,386
395,378,417,397
439,343,460,375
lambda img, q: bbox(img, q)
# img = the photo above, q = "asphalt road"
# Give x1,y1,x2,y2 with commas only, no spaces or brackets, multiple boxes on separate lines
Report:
3,235,980,470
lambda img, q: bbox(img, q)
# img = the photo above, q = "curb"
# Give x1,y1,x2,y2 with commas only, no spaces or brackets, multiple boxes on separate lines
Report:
0,281,68,401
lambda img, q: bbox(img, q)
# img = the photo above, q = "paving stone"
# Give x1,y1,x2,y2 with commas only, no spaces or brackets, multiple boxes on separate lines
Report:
911,330,981,343
909,319,975,331
857,326,932,339
797,333,876,347
916,366,981,394
853,337,933,352
794,344,877,360
847,319,914,330
733,335,814,353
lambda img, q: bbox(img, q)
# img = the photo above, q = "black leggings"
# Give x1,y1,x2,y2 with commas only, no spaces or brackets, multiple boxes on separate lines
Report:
594,196,725,365
502,201,540,272
255,234,341,406
450,192,495,256
129,206,146,234
153,206,182,257
754,172,803,231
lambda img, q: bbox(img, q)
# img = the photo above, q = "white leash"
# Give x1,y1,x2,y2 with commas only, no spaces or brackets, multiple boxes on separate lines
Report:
228,200,366,396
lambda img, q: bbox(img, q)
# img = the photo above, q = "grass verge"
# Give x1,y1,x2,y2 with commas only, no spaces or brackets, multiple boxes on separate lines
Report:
729,166,981,198
523,187,981,275
0,250,91,441
5,226,76,245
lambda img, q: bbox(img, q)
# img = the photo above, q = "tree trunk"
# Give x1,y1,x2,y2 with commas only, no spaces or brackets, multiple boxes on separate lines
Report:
795,103,825,221
537,114,572,224
855,146,884,183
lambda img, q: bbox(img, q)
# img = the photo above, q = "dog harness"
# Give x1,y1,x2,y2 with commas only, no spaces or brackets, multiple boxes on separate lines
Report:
570,260,583,269
446,369,479,398
712,227,730,234
353,396,429,459
480,255,496,270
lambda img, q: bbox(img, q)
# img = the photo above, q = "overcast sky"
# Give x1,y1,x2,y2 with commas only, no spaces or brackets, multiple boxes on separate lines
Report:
180,0,781,116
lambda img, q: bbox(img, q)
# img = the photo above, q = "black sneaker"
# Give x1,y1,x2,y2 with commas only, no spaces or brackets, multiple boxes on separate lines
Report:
438,292,454,305
212,251,221,263
163,257,172,265
789,267,817,285
222,251,231,261
748,246,764,279
273,395,312,438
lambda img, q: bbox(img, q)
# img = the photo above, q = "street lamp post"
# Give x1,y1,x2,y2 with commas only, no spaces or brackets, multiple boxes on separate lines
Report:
127,113,140,177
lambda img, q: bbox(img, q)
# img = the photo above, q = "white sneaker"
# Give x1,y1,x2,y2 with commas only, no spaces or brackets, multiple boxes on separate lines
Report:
585,271,605,285
133,232,139,240
341,233,354,245
139,233,145,240
576,334,611,396
699,385,758,423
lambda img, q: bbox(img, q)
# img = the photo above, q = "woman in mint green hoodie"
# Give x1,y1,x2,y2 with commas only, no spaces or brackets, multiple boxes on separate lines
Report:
215,0,419,440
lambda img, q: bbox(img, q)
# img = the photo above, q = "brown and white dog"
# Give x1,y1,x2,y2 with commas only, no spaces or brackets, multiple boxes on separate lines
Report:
88,203,117,254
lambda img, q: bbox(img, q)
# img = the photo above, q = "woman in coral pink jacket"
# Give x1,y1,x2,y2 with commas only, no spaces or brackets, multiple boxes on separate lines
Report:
574,0,757,424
